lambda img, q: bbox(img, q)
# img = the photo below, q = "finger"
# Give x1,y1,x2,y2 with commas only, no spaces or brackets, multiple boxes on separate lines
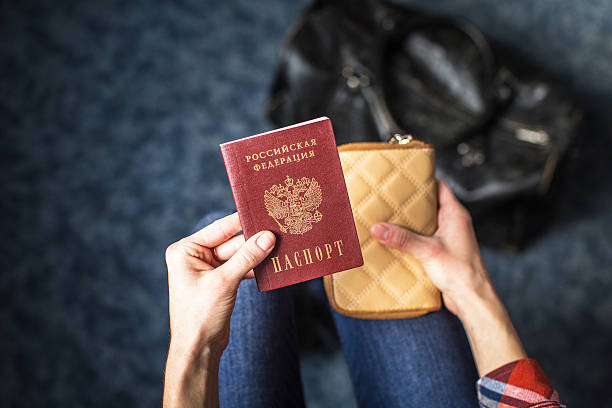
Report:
437,178,461,208
436,178,472,230
371,222,438,260
189,212,242,248
216,230,276,284
214,234,245,261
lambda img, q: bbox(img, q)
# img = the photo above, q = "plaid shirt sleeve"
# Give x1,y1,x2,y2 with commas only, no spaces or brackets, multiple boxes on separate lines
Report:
477,358,565,407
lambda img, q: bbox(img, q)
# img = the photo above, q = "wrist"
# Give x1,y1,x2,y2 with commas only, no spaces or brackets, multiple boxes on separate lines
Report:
448,274,527,377
167,335,224,369
164,341,222,408
451,277,502,324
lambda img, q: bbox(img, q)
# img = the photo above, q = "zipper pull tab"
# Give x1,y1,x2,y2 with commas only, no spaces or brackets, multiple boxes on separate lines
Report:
388,133,413,144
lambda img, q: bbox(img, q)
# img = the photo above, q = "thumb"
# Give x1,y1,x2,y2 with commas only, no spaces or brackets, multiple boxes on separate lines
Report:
370,222,438,260
216,230,276,285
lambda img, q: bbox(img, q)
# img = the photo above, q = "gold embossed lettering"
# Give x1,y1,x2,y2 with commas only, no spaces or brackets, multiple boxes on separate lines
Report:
334,240,344,256
311,138,316,146
315,246,323,261
324,243,333,259
302,248,313,264
293,252,302,267
284,254,294,270
271,257,282,273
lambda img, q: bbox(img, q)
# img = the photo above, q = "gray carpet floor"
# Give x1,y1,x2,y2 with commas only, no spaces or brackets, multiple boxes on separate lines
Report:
2,0,611,406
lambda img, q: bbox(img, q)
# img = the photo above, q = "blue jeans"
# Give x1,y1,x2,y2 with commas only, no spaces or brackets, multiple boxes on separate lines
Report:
195,212,478,407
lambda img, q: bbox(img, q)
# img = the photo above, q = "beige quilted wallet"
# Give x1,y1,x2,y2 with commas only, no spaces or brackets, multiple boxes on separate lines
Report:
323,139,441,319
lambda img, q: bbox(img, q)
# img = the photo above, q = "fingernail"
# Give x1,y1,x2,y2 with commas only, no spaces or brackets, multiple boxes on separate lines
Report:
256,231,275,251
371,224,389,241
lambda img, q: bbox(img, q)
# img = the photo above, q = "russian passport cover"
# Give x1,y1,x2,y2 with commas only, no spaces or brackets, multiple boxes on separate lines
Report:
220,117,363,291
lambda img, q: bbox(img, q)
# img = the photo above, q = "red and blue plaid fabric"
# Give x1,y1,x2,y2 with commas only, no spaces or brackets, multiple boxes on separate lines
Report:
477,358,565,408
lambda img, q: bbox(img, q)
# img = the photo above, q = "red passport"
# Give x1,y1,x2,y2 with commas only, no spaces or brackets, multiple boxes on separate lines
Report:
220,117,363,291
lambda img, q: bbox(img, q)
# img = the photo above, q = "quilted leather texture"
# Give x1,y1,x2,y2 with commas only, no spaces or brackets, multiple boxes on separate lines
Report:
324,142,441,319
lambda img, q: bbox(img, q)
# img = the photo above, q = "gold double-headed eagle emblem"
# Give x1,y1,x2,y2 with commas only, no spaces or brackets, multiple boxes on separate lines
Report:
264,175,323,235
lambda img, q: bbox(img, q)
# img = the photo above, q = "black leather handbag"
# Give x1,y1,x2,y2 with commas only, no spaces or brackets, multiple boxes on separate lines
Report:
266,0,582,213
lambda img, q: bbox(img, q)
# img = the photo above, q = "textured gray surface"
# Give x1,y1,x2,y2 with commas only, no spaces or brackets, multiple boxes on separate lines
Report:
1,0,611,406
